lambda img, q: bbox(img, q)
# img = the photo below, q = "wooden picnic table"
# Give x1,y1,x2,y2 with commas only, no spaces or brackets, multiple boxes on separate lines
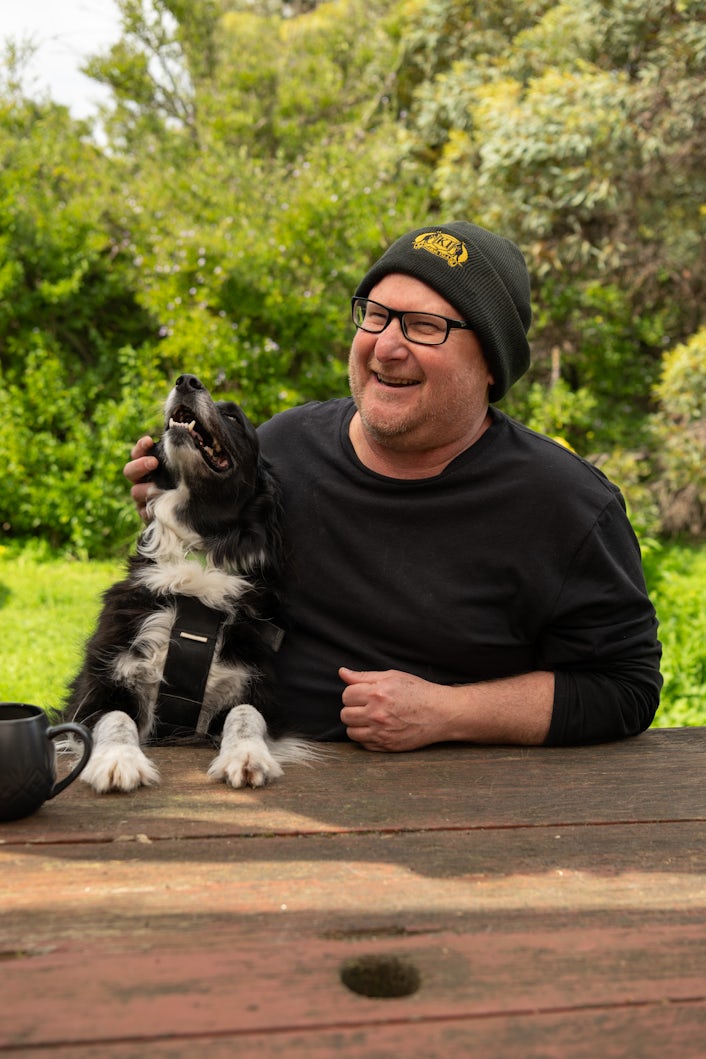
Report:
1,727,704,1056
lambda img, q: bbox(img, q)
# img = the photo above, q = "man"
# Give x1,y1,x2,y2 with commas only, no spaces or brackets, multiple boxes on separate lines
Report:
126,221,662,750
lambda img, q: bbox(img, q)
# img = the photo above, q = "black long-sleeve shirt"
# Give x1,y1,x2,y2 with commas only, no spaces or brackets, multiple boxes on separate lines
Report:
258,399,662,744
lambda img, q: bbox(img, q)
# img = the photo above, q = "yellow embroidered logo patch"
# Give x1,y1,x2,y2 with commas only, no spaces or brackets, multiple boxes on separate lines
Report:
413,231,469,267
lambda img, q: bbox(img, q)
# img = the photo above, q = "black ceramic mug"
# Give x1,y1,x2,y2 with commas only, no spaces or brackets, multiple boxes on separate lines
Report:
0,703,93,822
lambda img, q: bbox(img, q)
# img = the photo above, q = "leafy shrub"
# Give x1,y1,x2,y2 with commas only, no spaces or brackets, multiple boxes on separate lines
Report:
648,329,706,538
2,343,165,557
643,541,706,727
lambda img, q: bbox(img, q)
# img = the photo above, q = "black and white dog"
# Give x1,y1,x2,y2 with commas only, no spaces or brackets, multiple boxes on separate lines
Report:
63,373,314,792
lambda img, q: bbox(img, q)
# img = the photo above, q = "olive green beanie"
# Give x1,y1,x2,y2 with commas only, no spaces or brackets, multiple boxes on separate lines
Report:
354,221,532,401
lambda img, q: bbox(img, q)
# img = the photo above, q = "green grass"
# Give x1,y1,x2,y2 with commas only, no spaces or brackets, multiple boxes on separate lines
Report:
0,544,122,713
1,540,704,728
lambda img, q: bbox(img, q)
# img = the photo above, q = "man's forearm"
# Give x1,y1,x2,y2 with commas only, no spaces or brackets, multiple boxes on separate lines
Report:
339,667,555,750
441,670,555,746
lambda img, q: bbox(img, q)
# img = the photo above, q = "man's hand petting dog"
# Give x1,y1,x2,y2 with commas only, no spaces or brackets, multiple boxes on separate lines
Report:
125,435,160,520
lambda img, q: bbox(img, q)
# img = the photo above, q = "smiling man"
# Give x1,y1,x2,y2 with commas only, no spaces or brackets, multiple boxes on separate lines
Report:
126,221,662,751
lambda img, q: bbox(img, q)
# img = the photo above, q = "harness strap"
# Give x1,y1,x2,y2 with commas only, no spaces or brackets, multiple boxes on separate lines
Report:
155,596,224,738
153,595,285,741
257,619,285,653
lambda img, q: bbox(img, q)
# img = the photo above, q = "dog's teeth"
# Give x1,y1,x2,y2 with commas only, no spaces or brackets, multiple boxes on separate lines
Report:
169,417,176,428
188,420,196,432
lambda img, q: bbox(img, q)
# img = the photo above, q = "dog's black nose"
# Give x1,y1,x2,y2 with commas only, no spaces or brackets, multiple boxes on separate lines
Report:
175,374,204,393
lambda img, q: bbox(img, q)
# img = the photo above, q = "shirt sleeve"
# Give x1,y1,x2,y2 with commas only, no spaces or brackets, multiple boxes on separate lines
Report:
540,498,662,745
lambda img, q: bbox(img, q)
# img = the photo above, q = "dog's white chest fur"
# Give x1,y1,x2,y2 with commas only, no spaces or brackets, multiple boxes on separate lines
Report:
136,557,250,609
110,560,254,733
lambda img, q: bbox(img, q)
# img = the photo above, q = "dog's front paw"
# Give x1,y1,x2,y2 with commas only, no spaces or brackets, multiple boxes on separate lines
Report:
207,744,284,789
81,744,160,794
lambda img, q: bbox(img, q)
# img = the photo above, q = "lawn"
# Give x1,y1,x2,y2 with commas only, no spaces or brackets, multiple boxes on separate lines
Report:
1,541,704,727
0,546,122,713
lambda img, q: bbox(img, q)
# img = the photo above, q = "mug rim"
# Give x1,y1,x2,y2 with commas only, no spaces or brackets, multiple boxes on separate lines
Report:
0,703,44,721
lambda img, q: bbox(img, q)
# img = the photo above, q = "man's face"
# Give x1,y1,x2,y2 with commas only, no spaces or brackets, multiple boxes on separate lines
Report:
348,274,494,455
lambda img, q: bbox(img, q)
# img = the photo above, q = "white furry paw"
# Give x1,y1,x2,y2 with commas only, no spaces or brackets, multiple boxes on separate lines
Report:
81,743,160,794
207,743,284,789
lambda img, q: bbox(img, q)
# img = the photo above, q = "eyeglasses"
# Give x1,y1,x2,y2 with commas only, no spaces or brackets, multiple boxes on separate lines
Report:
351,297,471,347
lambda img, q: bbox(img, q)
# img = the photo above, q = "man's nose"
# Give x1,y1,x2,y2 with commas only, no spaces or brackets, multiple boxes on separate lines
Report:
373,317,409,357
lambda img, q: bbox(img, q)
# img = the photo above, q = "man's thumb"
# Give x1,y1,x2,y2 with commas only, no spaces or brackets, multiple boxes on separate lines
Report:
339,667,368,685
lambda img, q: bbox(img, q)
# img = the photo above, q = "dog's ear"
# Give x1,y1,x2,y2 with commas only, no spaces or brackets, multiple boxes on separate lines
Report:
144,438,177,492
211,460,284,578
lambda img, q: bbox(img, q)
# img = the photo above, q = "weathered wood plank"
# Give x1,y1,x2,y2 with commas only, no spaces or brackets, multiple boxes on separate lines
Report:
1,822,704,950
12,1003,706,1059
2,729,704,846
2,925,705,1050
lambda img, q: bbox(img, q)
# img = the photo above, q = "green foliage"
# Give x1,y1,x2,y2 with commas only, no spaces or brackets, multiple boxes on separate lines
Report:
2,0,706,554
399,0,706,449
643,540,706,728
0,97,151,357
76,0,428,425
2,341,165,556
1,1,428,555
121,128,422,422
648,328,706,537
519,377,597,453
0,94,163,555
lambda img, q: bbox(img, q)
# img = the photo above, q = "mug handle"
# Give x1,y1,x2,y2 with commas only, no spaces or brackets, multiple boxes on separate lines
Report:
46,723,94,798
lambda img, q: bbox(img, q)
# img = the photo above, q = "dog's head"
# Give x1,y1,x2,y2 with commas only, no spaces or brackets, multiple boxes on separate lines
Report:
145,374,282,573
153,374,258,487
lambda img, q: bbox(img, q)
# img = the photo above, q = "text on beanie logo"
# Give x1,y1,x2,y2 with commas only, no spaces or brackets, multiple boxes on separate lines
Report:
413,231,469,267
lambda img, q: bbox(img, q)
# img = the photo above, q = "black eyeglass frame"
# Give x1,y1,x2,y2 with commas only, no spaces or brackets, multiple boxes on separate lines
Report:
351,297,471,347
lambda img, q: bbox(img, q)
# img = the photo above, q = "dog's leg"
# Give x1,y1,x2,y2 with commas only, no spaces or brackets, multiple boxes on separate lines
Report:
80,711,161,794
207,704,284,789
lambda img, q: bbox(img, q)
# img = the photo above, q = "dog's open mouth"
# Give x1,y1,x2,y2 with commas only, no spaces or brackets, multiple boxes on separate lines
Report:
168,406,232,471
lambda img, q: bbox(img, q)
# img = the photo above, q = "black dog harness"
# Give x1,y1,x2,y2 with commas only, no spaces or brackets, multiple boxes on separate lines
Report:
153,594,284,741
154,596,224,739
